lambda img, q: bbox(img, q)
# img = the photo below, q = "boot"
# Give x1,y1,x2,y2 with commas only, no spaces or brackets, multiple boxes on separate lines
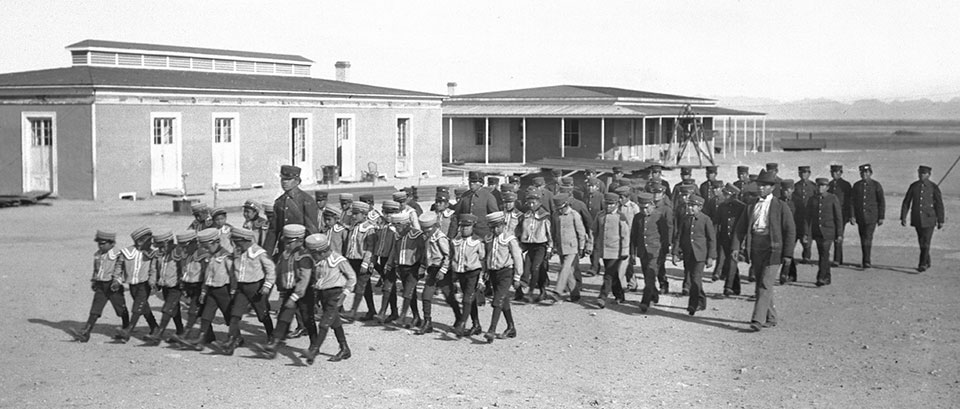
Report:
115,327,132,344
501,326,517,339
212,336,241,356
304,344,320,365
359,311,376,321
453,321,466,338
414,318,433,335
70,324,94,343
329,343,351,362
182,329,209,351
255,338,280,360
483,330,496,343
142,327,163,345
469,322,483,336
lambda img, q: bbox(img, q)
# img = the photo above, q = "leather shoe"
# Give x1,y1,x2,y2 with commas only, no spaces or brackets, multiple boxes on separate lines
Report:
749,322,762,331
414,319,433,335
384,313,399,324
500,327,517,339
287,327,305,339
723,289,734,297
638,304,649,313
596,298,605,309
710,274,719,282
483,331,496,343
359,311,377,321
329,344,351,362
469,324,482,336
917,266,926,272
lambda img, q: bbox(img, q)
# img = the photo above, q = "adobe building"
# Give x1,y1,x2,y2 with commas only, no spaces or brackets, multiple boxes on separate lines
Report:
0,40,443,200
441,84,764,164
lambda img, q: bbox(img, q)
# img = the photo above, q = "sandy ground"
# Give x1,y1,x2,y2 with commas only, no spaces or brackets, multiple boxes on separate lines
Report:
1,147,958,408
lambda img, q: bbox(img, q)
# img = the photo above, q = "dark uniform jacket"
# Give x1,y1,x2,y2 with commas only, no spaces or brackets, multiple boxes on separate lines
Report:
850,179,885,224
804,192,843,240
792,179,817,230
672,211,716,262
736,194,796,267
266,187,320,255
900,180,944,228
699,180,719,202
630,210,667,258
454,187,500,235
828,178,853,223
714,199,746,251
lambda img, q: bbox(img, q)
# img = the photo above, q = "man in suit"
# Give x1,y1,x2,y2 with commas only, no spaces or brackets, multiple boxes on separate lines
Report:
792,166,817,263
672,194,715,316
264,165,320,256
804,178,843,286
454,171,500,237
900,165,945,272
738,170,796,331
850,164,885,269
827,165,853,266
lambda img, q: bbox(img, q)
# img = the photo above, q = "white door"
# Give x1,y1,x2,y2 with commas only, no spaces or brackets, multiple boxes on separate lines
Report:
24,116,54,192
336,117,355,180
396,117,411,175
151,115,182,192
212,115,239,187
291,116,313,183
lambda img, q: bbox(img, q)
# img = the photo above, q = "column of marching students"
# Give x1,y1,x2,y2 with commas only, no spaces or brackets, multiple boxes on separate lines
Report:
71,161,945,361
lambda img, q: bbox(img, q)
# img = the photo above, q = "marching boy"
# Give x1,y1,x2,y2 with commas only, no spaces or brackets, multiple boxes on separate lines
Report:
417,212,459,335
306,233,356,363
70,230,129,342
344,202,379,322
143,230,183,345
483,212,524,342
114,226,159,343
172,230,205,344
177,228,234,351
449,214,486,337
242,199,270,247
672,195,716,316
384,213,426,329
212,227,276,355
594,193,630,308
630,192,668,313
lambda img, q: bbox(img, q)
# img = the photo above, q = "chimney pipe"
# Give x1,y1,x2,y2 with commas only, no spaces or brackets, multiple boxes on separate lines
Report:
335,61,351,82
447,82,457,96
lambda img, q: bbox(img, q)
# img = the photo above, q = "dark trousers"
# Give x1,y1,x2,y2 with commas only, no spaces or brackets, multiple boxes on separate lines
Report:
719,244,741,294
229,280,274,339
127,282,158,331
799,235,812,261
521,242,548,292
398,264,421,300
315,287,347,349
657,247,670,289
376,256,398,316
87,281,128,327
638,253,660,306
749,233,778,325
455,269,481,326
275,288,317,343
599,258,625,301
858,222,877,265
349,259,376,314
683,256,706,313
422,266,460,322
200,286,232,334
180,282,202,329
916,226,935,268
780,256,797,282
157,286,184,334
488,267,515,332
832,224,845,264
814,236,832,284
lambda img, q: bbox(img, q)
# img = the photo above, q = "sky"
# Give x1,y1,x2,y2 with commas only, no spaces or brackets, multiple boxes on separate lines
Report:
2,0,960,102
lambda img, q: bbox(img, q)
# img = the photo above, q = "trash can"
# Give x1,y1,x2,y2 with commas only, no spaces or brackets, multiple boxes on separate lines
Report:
322,165,340,184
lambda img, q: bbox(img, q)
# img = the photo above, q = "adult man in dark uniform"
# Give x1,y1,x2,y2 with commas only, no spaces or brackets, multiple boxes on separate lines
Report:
649,164,671,194
804,178,843,286
778,179,798,284
900,165,945,272
713,184,745,296
609,167,625,192
733,166,750,191
738,170,795,332
454,171,500,237
646,182,674,294
850,164,885,269
264,165,320,256
671,194,715,316
792,166,817,263
827,165,853,266
699,166,720,201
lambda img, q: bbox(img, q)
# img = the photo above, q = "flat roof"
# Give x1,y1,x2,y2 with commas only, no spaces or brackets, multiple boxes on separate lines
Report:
449,85,714,102
442,103,763,117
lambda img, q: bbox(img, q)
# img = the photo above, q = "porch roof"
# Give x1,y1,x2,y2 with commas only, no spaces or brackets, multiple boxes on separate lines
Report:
442,103,764,118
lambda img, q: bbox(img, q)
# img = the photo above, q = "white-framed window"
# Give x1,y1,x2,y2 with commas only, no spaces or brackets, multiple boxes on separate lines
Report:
397,117,410,158
213,117,233,143
564,119,581,147
153,117,175,145
30,117,54,147
291,117,308,164
474,118,491,145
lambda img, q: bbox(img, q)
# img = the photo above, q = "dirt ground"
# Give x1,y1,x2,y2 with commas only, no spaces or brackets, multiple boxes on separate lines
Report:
2,149,959,408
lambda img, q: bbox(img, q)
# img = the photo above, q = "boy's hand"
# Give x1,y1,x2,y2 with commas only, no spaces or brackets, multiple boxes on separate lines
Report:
91,282,97,292
283,298,296,310
110,280,121,292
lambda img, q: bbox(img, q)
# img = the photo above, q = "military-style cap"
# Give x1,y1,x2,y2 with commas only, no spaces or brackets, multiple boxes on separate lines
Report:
352,202,371,213
532,176,545,185
918,165,932,174
815,178,830,186
680,166,693,176
211,207,227,218
314,191,328,201
485,211,505,226
468,171,484,182
585,168,597,174
230,227,255,241
391,213,410,225
612,166,623,173
829,165,843,172
711,180,724,188
705,166,718,174
95,230,116,242
649,165,662,173
419,212,438,228
553,193,571,207
526,191,542,200
502,191,517,202
435,192,450,202
603,192,619,203
749,174,758,181
392,191,407,202
322,204,343,217
550,169,563,177
175,230,197,243
500,183,517,193
737,166,750,174
243,199,262,213
615,186,631,195
458,214,478,226
359,193,374,203
197,228,220,243
130,226,152,242
304,234,329,250
756,170,778,185
154,229,174,243
382,200,400,211
722,183,740,196
586,177,602,187
742,183,760,194
191,202,209,214
435,186,449,194
339,193,354,202
560,177,574,186
280,165,301,179
677,184,696,194
645,183,665,193
765,163,779,171
262,201,274,213
780,179,795,189
636,192,655,204
798,166,811,173
686,195,705,206
859,164,872,172
681,177,696,185
488,176,501,185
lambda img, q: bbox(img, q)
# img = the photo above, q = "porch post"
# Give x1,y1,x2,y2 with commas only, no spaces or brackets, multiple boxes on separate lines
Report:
752,117,758,153
522,117,527,164
600,117,605,160
743,118,748,157
733,117,738,158
485,117,490,164
560,118,566,158
641,117,647,161
722,117,727,159
762,116,766,152
447,117,453,162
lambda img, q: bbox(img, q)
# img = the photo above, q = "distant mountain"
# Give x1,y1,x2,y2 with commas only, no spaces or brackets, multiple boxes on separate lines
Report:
715,96,960,120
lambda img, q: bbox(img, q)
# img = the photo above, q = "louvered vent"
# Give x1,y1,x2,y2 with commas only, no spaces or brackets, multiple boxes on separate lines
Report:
255,62,274,73
236,61,255,72
169,57,191,69
293,65,310,76
71,51,88,65
118,53,142,66
275,64,293,75
192,58,213,70
91,52,116,65
214,60,234,71
143,55,166,67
